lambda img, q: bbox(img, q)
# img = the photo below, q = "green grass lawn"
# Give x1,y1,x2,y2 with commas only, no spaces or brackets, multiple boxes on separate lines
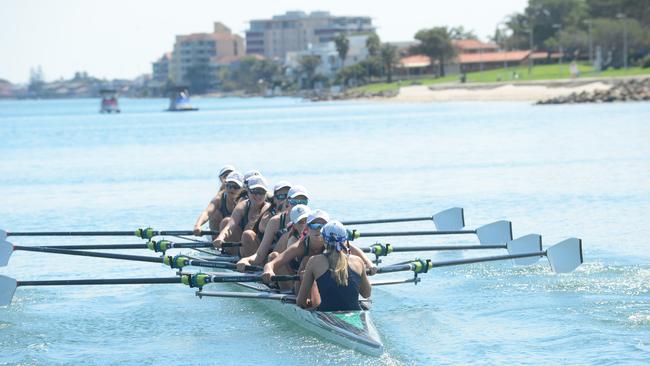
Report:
351,63,650,93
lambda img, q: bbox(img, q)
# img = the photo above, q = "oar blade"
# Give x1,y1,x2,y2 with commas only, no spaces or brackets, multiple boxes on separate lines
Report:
0,275,17,306
546,238,583,273
432,207,465,231
476,220,513,245
0,230,6,241
507,234,543,265
0,240,13,266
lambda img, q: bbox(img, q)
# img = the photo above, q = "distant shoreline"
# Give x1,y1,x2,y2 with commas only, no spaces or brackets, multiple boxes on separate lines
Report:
359,76,649,103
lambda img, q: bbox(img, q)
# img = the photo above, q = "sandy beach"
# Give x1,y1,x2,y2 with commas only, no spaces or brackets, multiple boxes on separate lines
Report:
392,79,614,102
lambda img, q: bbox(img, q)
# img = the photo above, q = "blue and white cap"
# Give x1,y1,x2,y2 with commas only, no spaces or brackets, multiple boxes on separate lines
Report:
274,180,292,193
321,221,349,252
219,165,235,177
247,175,268,191
290,204,311,224
225,171,243,186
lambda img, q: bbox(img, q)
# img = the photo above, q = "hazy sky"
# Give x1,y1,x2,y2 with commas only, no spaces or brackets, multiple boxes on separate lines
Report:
1,0,528,84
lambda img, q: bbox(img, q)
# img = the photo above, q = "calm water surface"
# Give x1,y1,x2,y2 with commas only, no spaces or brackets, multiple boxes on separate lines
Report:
1,97,649,365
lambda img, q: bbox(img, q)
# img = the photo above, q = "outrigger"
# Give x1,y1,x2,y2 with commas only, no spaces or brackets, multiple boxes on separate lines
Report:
0,208,583,356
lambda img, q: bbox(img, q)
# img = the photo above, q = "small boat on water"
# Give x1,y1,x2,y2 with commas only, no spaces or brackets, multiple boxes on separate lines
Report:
166,87,199,112
99,89,120,113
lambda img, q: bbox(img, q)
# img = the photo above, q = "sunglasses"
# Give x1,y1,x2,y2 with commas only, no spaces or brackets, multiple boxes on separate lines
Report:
308,222,324,231
274,193,288,200
226,183,241,190
250,189,266,196
288,199,308,206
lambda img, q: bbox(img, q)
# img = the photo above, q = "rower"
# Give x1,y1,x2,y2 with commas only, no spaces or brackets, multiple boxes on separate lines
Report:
297,221,371,311
262,209,377,291
239,181,292,260
213,175,270,256
217,165,235,192
236,185,308,272
193,170,242,238
239,170,261,201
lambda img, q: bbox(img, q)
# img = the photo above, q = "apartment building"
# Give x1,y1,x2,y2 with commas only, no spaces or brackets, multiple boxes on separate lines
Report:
246,11,374,60
152,52,172,82
169,22,245,85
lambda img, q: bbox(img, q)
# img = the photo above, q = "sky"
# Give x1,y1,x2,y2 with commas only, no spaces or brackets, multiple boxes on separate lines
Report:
0,0,528,84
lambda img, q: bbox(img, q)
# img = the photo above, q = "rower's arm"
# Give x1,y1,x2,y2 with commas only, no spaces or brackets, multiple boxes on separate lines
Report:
264,241,301,274
251,216,281,266
214,201,244,243
194,195,219,230
297,258,316,308
354,256,372,299
349,243,377,274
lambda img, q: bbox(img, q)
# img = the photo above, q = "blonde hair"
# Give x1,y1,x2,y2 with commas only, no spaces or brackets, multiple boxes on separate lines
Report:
327,250,349,287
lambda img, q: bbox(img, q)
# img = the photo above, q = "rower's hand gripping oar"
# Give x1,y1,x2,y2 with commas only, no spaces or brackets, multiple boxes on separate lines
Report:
0,272,299,306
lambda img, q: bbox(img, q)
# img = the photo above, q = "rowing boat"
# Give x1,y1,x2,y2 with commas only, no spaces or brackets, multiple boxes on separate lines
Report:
193,249,384,355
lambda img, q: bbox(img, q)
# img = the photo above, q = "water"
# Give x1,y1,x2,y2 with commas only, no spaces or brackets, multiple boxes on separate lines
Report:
1,97,649,365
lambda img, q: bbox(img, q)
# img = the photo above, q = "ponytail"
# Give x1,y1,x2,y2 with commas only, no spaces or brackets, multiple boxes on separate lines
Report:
327,250,349,287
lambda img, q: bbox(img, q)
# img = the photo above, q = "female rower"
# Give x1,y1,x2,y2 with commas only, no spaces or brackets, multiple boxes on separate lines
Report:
238,181,292,258
297,221,371,311
262,210,378,291
236,185,309,272
238,170,261,201
193,170,242,237
213,175,270,256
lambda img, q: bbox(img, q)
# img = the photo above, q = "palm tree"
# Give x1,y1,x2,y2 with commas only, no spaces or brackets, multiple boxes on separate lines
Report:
380,43,399,83
334,34,350,68
412,27,457,77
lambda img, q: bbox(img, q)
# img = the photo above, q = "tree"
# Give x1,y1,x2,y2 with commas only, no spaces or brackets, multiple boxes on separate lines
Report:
184,64,213,94
449,26,478,40
334,34,350,67
587,0,650,27
380,44,399,83
411,27,457,77
298,55,321,89
366,33,381,57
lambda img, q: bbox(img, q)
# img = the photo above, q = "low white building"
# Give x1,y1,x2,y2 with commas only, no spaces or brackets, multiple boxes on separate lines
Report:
285,34,370,79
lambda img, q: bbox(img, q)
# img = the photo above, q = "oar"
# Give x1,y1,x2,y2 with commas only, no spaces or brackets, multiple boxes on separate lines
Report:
0,239,240,254
0,240,255,270
0,207,464,240
0,228,218,240
348,220,513,245
376,237,583,276
0,273,298,306
342,207,465,229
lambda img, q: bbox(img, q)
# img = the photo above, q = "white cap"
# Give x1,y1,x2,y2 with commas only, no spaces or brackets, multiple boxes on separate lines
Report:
321,221,348,245
307,209,329,224
225,171,243,186
288,185,310,199
243,170,261,181
247,175,268,191
290,204,311,224
274,180,292,193
219,165,235,177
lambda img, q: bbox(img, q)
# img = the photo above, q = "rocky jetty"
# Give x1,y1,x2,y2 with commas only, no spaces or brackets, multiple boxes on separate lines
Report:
536,78,650,104
308,89,399,102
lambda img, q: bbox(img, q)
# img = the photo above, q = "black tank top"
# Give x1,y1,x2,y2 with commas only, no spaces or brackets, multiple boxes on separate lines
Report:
219,192,232,218
239,201,251,231
316,265,362,312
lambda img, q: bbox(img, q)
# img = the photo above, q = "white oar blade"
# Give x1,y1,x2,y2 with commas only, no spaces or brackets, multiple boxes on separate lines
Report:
476,220,512,245
0,240,13,266
432,207,465,231
0,230,6,241
507,234,543,265
0,275,17,306
546,238,583,273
